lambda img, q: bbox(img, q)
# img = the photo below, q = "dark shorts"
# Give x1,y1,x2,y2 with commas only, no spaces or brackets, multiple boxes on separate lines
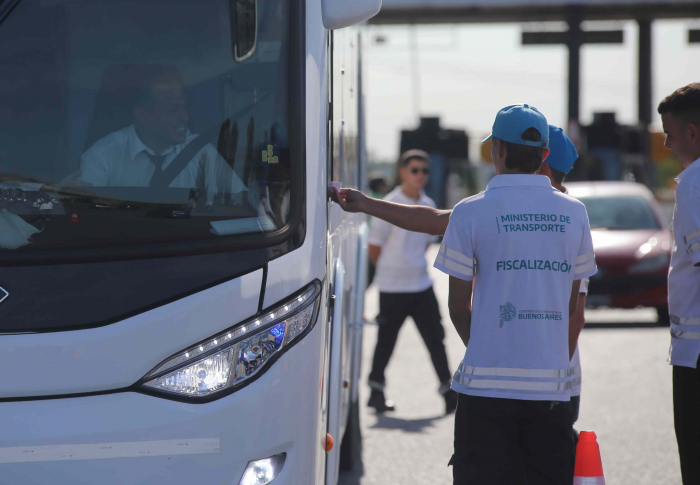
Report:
450,393,575,485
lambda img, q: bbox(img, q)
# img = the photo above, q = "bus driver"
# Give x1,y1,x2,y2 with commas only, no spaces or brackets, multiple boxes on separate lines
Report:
65,67,246,204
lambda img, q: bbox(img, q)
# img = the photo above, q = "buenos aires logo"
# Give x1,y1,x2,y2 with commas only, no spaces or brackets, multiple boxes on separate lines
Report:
499,302,516,328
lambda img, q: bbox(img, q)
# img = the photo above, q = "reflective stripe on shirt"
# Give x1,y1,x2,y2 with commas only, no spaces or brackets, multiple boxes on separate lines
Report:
671,315,700,326
670,315,700,341
671,329,700,340
453,373,572,392
575,259,596,275
453,363,574,393
436,243,475,277
435,254,474,277
685,228,700,245
441,243,475,266
576,251,595,264
575,249,596,276
688,241,700,255
457,362,576,379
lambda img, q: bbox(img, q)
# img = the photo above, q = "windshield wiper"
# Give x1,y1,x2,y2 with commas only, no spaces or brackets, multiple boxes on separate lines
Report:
0,0,23,27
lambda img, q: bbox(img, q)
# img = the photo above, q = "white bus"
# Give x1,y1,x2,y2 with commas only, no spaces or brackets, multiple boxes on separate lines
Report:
0,0,380,483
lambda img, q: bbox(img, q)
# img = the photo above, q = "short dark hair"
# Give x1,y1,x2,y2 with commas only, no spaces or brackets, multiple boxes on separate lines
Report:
495,127,545,173
135,66,184,110
368,177,388,193
549,166,567,184
658,83,700,126
399,149,430,167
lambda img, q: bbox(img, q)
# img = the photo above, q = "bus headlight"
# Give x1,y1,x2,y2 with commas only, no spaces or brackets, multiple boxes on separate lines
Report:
139,281,321,400
239,454,286,485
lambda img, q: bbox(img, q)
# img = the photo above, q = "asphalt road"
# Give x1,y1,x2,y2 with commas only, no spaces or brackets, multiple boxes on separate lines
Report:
339,244,680,485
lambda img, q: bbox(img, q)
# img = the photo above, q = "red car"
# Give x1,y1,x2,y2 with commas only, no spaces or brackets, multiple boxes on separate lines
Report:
566,181,672,324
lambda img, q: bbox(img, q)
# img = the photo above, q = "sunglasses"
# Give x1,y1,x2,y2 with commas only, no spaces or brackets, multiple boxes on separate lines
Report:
410,168,430,175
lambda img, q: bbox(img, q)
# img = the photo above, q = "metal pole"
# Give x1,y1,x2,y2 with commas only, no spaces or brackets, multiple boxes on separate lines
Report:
638,18,653,126
567,8,583,124
409,23,421,122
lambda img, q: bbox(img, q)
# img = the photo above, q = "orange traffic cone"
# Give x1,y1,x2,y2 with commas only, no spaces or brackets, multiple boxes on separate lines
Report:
70,213,79,222
574,431,605,484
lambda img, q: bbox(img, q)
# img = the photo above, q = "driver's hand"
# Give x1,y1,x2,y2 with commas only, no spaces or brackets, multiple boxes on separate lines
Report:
330,187,368,213
58,170,92,188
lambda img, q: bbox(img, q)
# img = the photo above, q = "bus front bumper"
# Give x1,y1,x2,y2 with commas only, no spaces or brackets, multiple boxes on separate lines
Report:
0,345,324,484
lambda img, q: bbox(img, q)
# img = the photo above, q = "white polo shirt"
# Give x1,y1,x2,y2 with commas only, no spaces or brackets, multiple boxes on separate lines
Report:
668,157,700,368
434,174,597,401
368,188,438,293
563,187,588,398
570,277,588,397
79,125,246,203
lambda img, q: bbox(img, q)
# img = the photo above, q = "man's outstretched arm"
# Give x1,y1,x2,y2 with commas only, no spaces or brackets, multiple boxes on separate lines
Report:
331,187,451,236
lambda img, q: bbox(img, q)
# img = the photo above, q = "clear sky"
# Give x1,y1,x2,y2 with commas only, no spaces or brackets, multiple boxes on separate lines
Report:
362,20,700,162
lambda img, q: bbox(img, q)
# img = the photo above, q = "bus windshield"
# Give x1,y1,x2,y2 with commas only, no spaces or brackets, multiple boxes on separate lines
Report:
0,0,294,256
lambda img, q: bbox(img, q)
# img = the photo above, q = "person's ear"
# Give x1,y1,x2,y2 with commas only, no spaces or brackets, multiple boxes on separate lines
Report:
497,140,507,160
542,147,550,161
537,161,550,176
687,123,700,143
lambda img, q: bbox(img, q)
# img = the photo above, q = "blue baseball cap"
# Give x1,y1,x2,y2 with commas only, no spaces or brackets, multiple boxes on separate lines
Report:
482,104,549,148
547,125,578,173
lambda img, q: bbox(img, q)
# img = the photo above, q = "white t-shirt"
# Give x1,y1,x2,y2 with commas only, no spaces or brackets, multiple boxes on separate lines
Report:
564,188,588,397
368,188,438,293
668,157,700,368
435,174,597,401
570,277,588,397
79,125,246,204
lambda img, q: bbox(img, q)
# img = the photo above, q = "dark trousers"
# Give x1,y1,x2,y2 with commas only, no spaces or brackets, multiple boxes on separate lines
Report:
674,358,700,484
570,395,580,424
451,394,575,485
570,395,580,447
368,287,452,387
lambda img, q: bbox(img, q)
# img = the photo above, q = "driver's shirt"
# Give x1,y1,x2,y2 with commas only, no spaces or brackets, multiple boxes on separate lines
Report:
435,174,597,401
79,124,246,203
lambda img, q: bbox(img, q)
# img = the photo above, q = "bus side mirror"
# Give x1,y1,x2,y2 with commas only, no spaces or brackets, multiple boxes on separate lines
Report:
321,0,381,30
230,0,257,62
